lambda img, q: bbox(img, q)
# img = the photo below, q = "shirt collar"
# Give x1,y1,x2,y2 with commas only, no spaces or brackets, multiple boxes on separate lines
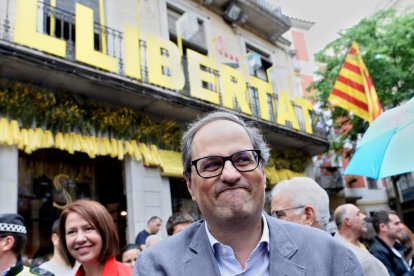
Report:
205,213,270,253
1,256,24,276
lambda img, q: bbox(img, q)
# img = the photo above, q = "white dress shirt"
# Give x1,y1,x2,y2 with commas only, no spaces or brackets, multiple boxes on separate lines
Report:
205,214,270,276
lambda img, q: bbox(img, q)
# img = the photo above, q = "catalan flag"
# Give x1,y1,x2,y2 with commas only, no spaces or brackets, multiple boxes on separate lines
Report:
328,42,383,123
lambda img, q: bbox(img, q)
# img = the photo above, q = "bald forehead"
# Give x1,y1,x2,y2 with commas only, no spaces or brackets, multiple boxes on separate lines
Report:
194,120,246,137
191,120,254,162
337,204,357,215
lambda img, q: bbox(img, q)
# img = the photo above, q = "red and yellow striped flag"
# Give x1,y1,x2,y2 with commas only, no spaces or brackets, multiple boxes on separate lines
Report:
328,42,383,123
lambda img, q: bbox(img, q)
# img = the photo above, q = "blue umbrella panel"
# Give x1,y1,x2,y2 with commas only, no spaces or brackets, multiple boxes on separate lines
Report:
344,98,414,180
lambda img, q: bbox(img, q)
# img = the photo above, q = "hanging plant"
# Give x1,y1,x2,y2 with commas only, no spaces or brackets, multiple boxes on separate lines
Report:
268,147,309,172
0,81,183,151
0,81,309,169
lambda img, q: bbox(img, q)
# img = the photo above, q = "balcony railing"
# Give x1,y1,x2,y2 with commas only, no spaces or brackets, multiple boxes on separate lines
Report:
315,167,344,193
37,2,124,72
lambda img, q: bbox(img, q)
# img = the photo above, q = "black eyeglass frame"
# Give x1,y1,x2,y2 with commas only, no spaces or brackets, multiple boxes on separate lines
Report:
191,149,261,179
271,205,306,219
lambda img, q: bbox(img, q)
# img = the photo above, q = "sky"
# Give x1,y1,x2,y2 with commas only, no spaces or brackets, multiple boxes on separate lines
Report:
279,0,385,55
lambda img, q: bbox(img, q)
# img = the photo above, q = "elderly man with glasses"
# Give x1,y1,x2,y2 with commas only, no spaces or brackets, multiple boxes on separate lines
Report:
271,178,389,275
270,177,331,230
134,111,362,276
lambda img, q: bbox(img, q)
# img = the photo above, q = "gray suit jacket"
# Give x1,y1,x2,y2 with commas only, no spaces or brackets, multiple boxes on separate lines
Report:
133,214,363,275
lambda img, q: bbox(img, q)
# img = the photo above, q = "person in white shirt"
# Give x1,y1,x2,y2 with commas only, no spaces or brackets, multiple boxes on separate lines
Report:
37,219,79,276
133,111,363,276
334,204,389,275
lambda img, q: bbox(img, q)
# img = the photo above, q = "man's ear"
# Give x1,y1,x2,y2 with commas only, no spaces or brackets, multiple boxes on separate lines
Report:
379,222,387,232
304,205,316,226
1,236,15,251
185,177,196,201
344,217,352,227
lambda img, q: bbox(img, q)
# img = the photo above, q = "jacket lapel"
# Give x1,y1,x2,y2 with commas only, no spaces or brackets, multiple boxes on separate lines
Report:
266,214,306,276
182,216,306,276
183,221,221,276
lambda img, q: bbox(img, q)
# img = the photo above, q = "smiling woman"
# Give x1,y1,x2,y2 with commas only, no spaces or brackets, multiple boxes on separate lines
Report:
58,200,132,276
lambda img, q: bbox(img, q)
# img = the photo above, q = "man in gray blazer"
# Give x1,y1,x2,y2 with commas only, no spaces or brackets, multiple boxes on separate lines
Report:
134,111,363,275
271,178,388,275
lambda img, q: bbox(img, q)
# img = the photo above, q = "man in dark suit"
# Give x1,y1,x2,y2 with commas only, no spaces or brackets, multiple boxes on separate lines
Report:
134,111,363,275
370,210,414,276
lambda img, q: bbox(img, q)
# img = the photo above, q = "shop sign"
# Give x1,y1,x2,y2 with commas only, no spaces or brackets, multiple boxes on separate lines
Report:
12,0,314,134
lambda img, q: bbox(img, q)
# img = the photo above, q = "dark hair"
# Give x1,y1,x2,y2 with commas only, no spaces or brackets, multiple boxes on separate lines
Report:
147,216,162,225
51,219,59,234
166,212,195,236
59,200,119,266
360,218,377,249
118,243,140,261
400,224,414,261
181,111,270,179
0,232,26,256
372,210,397,233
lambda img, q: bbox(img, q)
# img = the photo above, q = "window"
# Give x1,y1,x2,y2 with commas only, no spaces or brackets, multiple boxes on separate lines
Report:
43,0,103,52
267,93,276,122
248,86,260,118
366,177,378,189
245,44,272,81
398,174,414,202
167,4,207,55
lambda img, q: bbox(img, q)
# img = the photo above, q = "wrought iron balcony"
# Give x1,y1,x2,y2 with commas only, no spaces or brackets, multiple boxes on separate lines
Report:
315,166,344,193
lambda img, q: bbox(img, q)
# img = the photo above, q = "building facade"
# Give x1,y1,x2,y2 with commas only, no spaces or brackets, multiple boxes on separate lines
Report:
0,0,328,257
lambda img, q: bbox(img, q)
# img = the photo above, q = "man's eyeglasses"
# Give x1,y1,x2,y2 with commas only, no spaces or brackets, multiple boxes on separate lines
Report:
191,150,261,179
271,206,305,219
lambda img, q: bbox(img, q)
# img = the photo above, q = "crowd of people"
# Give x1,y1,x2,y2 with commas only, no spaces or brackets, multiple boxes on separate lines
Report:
270,177,414,275
1,110,414,275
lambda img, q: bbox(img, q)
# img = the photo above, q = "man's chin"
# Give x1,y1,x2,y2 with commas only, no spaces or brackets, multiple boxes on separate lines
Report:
218,201,261,220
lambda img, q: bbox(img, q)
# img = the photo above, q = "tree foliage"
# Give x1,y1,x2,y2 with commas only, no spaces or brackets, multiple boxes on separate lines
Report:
309,9,414,156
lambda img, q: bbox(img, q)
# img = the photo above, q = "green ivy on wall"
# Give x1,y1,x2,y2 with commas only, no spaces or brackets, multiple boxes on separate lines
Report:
0,81,183,151
0,81,309,172
268,148,309,172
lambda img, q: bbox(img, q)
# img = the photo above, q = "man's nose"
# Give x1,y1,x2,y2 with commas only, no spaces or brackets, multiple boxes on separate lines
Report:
220,160,241,182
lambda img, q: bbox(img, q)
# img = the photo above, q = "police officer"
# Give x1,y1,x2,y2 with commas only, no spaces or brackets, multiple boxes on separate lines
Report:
0,213,50,275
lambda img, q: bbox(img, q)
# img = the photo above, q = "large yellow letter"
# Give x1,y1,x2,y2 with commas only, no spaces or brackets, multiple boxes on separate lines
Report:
75,4,117,73
296,97,313,134
277,91,300,130
187,49,219,105
146,34,184,90
249,76,275,121
14,0,66,57
220,64,251,115
124,25,141,80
